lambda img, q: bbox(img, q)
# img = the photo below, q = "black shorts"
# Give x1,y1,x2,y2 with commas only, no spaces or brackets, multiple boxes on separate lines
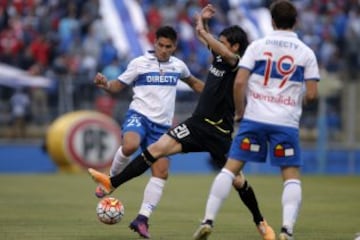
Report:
167,116,232,168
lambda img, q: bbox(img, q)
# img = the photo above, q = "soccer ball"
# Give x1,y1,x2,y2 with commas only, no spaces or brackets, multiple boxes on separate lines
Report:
354,233,360,240
96,197,125,225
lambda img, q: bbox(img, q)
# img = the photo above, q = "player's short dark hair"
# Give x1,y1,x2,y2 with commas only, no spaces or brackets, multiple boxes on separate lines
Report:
270,0,297,29
156,26,177,42
219,25,249,57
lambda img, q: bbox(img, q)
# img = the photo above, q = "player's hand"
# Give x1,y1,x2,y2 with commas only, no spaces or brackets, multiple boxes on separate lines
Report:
201,4,215,20
234,113,243,123
94,73,109,89
234,116,242,123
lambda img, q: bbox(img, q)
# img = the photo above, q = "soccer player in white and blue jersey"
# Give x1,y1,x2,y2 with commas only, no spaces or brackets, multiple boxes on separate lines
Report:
196,1,320,240
92,26,204,237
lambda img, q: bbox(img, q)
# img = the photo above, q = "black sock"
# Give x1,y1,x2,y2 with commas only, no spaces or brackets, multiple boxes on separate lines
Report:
203,219,213,227
110,149,157,188
281,227,293,236
236,180,263,225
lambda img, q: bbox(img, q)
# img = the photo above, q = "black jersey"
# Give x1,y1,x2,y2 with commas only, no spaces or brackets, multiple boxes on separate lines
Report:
192,52,239,135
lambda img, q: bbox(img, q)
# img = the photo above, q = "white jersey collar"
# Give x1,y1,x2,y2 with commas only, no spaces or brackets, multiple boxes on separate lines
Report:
270,30,298,38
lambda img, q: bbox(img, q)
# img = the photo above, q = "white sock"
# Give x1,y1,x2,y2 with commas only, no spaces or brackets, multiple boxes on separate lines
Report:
139,177,166,218
203,168,235,221
109,146,131,176
282,179,302,234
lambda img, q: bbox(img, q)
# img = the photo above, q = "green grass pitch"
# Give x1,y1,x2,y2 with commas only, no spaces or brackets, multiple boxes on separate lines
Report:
0,173,359,240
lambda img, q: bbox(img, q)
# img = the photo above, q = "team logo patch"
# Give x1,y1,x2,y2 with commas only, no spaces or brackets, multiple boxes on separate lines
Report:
274,143,294,157
240,137,260,152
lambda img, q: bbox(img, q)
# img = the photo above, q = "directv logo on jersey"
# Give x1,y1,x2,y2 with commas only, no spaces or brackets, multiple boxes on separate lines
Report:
209,65,225,77
265,39,299,50
146,75,178,84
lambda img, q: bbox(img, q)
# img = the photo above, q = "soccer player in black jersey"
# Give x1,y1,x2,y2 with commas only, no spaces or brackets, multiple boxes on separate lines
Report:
88,4,275,240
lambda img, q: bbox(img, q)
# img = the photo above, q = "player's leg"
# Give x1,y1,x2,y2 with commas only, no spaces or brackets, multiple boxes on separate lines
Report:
279,166,301,240
193,159,242,240
88,134,179,196
94,131,141,198
109,111,147,176
139,157,169,218
129,158,169,238
109,131,141,176
228,119,274,239
199,170,275,240
233,172,275,240
129,120,197,238
268,125,301,240
108,133,181,188
96,147,156,190
94,111,145,198
194,119,274,240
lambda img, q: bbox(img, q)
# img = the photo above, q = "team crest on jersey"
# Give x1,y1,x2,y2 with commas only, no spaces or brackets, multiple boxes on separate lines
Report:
274,143,294,157
216,55,222,62
240,137,260,152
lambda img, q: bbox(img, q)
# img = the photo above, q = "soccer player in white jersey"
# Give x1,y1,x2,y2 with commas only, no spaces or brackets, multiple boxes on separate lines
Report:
93,25,204,235
194,1,320,240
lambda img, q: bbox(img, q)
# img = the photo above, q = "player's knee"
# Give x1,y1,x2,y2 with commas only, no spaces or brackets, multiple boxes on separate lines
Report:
121,144,138,156
152,168,168,179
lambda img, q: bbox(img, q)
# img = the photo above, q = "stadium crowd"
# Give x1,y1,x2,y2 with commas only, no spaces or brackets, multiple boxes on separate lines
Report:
0,0,359,139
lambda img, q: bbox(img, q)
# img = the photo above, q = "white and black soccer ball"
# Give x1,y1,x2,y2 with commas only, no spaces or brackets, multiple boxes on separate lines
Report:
354,232,360,240
96,197,125,225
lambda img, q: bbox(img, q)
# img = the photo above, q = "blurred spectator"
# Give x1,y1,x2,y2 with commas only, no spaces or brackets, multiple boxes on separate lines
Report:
332,6,348,56
95,94,117,117
99,38,119,69
29,33,51,66
9,87,30,138
28,63,49,125
18,46,36,70
145,4,162,29
159,1,178,27
101,57,125,81
57,3,80,53
318,33,338,71
0,25,23,65
345,7,360,80
0,3,8,30
82,23,101,62
177,7,196,59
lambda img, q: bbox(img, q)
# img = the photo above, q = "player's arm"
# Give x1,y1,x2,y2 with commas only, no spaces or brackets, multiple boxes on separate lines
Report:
195,5,238,66
182,75,204,93
303,79,318,106
94,72,127,94
195,4,213,46
233,68,251,121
